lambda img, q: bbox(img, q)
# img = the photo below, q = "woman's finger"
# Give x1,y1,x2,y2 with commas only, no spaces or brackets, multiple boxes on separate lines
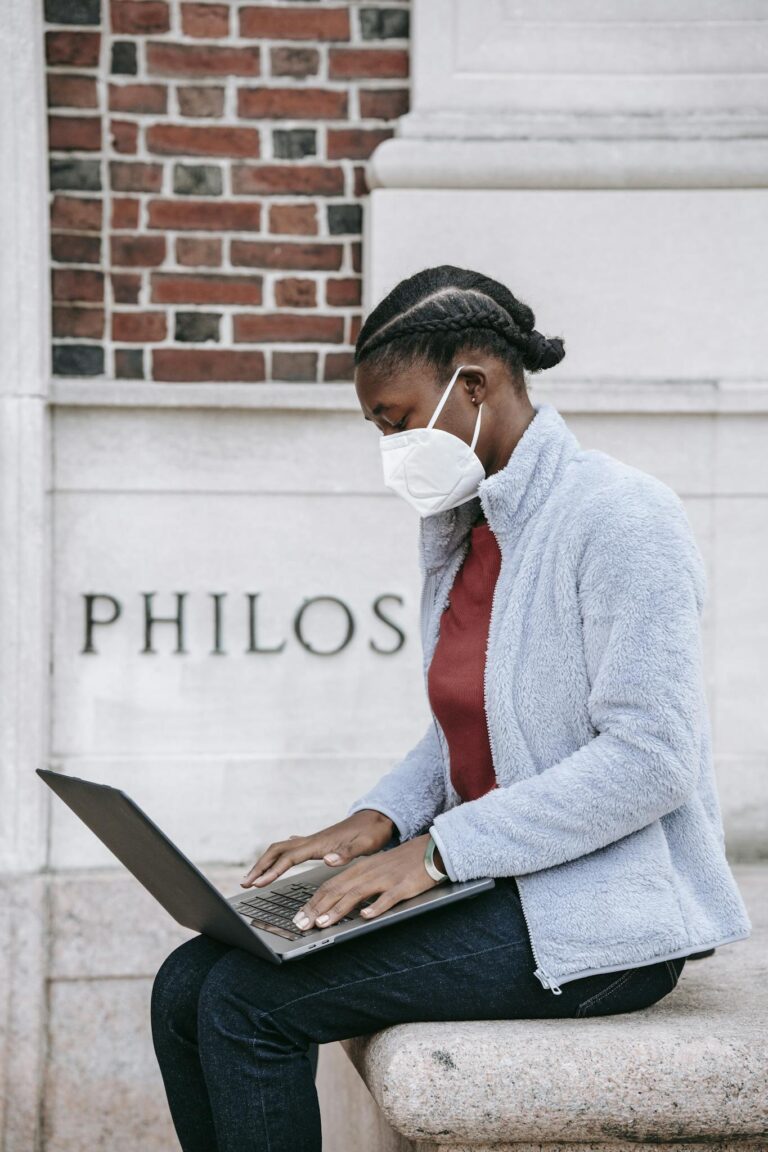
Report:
292,866,388,929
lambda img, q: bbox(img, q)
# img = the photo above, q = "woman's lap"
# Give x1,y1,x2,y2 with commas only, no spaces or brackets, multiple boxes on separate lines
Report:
152,876,685,1040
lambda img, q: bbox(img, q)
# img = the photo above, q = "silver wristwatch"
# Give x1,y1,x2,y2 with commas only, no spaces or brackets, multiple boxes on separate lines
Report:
424,833,449,883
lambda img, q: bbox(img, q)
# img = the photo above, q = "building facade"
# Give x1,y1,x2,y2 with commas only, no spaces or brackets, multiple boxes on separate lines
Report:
2,2,767,1149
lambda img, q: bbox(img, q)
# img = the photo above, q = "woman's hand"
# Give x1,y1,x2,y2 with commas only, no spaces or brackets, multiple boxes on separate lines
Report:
289,833,444,931
240,809,396,889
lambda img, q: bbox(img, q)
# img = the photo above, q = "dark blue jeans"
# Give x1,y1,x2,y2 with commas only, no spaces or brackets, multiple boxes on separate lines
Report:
150,875,685,1152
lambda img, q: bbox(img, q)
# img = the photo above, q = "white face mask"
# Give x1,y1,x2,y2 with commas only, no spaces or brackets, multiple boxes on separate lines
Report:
379,363,485,518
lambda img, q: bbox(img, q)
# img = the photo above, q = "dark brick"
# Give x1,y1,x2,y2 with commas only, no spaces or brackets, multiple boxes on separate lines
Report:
177,85,225,118
173,164,223,196
50,194,102,230
232,163,343,196
52,343,104,376
111,41,137,75
50,158,102,191
274,278,316,308
46,31,100,67
47,73,98,108
270,46,319,78
359,87,409,120
175,237,222,266
110,160,163,192
359,8,409,39
111,273,141,303
272,351,318,382
111,234,166,267
44,0,101,24
52,267,104,301
323,351,355,381
51,232,101,263
52,305,104,338
272,128,316,159
174,312,220,343
115,348,144,378
111,1,170,34
152,348,266,382
109,82,168,113
328,203,362,234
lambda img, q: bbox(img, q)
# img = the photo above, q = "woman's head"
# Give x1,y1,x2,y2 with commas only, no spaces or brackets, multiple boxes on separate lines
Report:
354,264,566,476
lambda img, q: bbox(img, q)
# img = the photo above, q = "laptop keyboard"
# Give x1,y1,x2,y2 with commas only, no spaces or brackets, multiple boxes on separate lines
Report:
235,881,376,941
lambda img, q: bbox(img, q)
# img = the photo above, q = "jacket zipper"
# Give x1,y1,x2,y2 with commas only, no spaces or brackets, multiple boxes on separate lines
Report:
481,519,564,995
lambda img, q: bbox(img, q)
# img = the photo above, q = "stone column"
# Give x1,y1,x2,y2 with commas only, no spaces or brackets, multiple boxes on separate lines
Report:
0,1,52,1147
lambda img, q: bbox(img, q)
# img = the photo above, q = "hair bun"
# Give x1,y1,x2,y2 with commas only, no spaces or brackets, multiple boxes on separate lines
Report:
524,329,566,372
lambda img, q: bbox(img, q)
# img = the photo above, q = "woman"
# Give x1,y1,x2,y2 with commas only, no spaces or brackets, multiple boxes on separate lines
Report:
151,265,751,1152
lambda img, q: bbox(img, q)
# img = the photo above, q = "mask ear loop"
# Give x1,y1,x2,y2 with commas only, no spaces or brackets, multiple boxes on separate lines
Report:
469,399,482,452
427,364,466,430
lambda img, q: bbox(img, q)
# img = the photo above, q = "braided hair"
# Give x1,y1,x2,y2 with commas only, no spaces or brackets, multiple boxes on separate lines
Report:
355,264,565,390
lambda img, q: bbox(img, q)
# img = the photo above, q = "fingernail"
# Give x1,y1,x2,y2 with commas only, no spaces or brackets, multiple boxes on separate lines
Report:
316,914,329,925
293,913,310,928
361,908,373,916
325,853,341,864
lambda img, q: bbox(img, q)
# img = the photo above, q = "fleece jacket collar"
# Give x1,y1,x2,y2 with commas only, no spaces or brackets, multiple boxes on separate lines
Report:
419,402,581,574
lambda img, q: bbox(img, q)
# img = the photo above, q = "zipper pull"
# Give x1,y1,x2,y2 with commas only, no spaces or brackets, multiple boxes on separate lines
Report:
534,967,563,995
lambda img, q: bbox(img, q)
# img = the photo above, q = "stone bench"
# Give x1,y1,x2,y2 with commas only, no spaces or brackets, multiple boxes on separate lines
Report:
341,863,766,1152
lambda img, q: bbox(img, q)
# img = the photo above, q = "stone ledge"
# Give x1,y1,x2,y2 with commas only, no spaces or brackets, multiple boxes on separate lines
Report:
342,863,767,1151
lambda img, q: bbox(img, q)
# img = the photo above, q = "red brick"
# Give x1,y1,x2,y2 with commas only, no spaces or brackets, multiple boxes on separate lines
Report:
110,161,163,192
147,124,260,158
238,87,346,121
239,6,349,40
329,48,408,80
111,234,166,267
148,200,262,231
231,240,342,271
51,232,101,263
151,274,263,305
268,203,317,235
274,278,316,308
175,237,222,266
45,32,100,68
50,195,102,232
52,305,105,339
351,241,361,274
52,268,104,302
111,1,170,34
147,42,260,77
326,277,361,307
270,46,319,78
234,313,344,343
324,351,355,381
232,164,343,196
111,273,142,303
109,83,168,114
47,74,98,109
328,127,393,160
177,86,225,118
359,88,409,120
181,3,230,37
111,197,140,228
272,351,318,381
153,349,266,382
110,119,139,154
348,312,362,342
353,164,370,197
112,311,167,342
48,115,101,152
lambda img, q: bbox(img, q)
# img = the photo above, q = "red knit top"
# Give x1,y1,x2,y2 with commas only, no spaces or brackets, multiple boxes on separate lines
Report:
427,516,502,802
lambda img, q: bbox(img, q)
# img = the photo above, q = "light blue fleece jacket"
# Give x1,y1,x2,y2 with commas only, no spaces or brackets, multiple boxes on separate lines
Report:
346,401,752,993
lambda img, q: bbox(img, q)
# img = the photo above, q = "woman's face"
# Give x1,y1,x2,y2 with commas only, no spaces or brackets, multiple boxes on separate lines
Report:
355,360,484,443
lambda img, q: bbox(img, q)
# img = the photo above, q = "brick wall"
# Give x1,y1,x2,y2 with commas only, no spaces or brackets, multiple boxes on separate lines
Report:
44,0,410,382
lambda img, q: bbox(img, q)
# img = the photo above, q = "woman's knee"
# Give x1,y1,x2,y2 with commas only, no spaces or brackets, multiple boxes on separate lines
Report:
151,934,229,1031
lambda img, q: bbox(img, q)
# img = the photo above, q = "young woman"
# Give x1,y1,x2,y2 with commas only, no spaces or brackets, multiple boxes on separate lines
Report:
151,265,751,1152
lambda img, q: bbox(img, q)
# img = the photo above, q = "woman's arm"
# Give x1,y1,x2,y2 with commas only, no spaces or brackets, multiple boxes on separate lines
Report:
345,717,447,843
428,474,708,883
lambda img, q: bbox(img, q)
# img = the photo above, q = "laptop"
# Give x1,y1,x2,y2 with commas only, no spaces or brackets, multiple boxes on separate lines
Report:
37,768,495,963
